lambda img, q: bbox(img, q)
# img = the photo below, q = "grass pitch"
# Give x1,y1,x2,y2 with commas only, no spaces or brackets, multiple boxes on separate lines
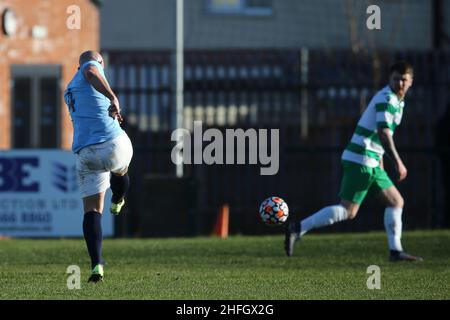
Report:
0,230,449,300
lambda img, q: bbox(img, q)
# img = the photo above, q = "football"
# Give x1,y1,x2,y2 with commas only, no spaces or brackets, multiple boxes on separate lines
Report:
259,196,289,226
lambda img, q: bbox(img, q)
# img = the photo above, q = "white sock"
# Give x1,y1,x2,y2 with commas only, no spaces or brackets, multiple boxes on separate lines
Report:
384,207,403,252
300,205,348,236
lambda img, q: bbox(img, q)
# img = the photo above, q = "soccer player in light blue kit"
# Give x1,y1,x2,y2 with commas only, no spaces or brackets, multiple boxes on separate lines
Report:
285,61,422,262
64,51,133,282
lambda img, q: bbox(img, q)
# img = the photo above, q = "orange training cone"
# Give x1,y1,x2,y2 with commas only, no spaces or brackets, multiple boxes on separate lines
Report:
213,204,229,238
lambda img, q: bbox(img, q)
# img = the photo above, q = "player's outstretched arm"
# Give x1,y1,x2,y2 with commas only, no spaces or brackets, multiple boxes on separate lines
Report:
378,128,407,181
83,65,123,122
83,65,116,100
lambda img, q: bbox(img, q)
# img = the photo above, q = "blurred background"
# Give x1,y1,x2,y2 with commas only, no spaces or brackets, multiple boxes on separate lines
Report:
0,0,449,238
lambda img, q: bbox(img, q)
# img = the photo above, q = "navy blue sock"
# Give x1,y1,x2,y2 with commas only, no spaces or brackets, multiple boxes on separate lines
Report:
110,173,130,204
83,211,103,269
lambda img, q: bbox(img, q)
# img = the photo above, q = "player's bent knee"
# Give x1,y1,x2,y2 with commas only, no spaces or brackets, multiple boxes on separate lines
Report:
346,207,359,219
83,205,104,214
340,201,359,220
82,192,105,213
84,209,102,215
347,211,358,220
398,197,404,208
391,196,404,208
347,207,359,220
112,166,128,177
386,193,404,208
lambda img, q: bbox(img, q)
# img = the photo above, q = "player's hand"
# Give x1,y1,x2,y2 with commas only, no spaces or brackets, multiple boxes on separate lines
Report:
396,160,408,182
108,98,123,123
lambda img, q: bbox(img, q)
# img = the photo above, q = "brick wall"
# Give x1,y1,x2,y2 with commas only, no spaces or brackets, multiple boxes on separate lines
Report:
0,0,99,149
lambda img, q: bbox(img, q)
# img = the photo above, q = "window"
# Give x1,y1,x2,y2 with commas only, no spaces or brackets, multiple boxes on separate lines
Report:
206,0,273,16
11,65,61,148
12,78,32,148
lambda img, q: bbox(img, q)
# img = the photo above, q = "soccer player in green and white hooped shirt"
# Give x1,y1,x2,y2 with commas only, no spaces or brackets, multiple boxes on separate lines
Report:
285,61,423,262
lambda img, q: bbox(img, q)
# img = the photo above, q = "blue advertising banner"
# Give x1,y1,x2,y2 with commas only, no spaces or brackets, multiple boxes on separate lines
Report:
0,150,114,237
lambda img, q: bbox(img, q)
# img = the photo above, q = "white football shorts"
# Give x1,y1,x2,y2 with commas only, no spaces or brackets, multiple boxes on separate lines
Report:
75,131,133,198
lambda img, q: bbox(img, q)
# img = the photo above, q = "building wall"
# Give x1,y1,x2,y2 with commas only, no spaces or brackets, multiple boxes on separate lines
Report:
100,0,432,50
100,0,174,50
0,0,99,149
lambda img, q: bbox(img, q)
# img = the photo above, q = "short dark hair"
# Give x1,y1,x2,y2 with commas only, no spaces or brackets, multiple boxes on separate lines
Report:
389,60,414,77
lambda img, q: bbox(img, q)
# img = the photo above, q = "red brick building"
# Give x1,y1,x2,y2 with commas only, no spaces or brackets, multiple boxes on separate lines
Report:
0,0,100,149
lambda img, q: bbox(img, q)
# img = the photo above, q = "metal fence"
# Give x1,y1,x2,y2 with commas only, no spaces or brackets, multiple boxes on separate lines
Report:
105,49,448,237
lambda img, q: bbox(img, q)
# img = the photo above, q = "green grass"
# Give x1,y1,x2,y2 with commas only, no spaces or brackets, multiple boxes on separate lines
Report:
0,230,449,299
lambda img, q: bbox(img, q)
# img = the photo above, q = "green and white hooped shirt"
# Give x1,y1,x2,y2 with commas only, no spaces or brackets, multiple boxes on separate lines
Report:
342,85,405,168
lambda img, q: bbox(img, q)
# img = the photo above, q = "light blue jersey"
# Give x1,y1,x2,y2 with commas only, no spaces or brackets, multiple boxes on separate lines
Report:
64,61,123,153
